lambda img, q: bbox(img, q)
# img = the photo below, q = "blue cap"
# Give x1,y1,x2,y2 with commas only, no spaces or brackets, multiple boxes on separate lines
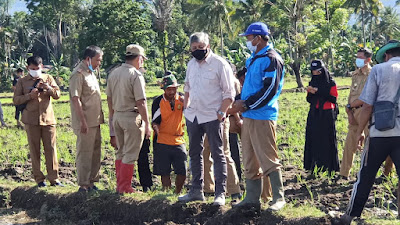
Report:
240,22,270,36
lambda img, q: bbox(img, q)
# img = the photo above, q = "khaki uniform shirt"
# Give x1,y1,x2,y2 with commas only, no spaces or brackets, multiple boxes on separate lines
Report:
69,61,104,129
348,65,371,104
106,63,146,112
13,74,60,125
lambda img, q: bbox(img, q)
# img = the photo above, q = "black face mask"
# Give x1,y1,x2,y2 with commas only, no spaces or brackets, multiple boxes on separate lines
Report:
192,49,208,60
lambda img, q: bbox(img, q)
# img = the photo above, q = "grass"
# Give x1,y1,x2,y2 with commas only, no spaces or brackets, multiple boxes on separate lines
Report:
277,202,326,219
0,75,398,223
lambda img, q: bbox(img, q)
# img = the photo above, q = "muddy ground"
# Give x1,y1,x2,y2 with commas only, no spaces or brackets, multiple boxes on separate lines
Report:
0,156,397,224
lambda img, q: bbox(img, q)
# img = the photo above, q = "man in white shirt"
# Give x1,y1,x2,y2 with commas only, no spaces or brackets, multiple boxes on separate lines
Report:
178,32,235,206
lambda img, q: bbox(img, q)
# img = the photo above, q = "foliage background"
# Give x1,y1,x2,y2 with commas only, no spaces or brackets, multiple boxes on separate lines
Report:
0,0,399,90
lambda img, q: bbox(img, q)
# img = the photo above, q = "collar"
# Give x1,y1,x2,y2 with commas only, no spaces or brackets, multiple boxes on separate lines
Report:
388,57,400,62
252,44,271,57
200,50,213,65
27,74,44,81
121,63,135,68
78,61,92,74
162,93,178,102
357,65,371,75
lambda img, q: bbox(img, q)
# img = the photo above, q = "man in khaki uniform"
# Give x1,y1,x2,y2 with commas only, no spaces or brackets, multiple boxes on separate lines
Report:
13,56,62,187
107,44,151,194
340,48,394,179
70,46,104,192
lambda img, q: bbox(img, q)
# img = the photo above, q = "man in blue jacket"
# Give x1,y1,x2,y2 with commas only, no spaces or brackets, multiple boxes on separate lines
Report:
231,22,285,210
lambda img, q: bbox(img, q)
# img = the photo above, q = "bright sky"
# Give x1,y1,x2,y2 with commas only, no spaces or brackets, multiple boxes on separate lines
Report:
8,0,400,15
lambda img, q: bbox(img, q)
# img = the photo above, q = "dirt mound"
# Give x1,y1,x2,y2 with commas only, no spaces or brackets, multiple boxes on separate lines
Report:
10,186,335,225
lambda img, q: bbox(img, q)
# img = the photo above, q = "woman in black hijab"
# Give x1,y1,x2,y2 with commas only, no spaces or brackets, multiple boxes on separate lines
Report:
304,60,340,174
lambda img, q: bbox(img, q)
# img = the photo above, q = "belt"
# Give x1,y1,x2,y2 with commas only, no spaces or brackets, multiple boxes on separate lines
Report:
116,109,139,113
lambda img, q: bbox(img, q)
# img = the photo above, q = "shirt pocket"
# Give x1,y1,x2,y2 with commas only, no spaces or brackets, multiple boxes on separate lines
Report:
202,70,218,85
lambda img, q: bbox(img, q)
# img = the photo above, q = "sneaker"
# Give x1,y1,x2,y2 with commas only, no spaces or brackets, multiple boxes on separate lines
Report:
37,181,47,188
213,193,225,206
51,181,65,187
178,190,205,203
269,200,286,211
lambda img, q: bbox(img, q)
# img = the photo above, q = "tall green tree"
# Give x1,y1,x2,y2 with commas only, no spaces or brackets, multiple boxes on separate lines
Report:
343,0,382,46
149,0,175,73
79,0,155,70
190,0,233,56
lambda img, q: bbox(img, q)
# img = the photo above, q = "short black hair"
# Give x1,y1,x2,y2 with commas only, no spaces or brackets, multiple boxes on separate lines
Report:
253,35,269,42
386,47,400,57
125,54,138,61
27,56,43,66
357,48,373,58
83,45,103,59
16,68,23,73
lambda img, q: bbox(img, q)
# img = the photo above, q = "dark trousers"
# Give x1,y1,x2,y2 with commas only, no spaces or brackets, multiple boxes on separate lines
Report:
138,139,153,189
229,133,242,181
346,137,400,217
186,118,227,195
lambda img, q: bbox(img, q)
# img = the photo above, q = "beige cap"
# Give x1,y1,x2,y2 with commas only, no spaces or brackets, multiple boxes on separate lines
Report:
126,44,147,59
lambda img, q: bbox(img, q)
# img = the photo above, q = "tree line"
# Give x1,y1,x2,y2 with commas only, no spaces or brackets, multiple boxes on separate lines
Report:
0,0,399,91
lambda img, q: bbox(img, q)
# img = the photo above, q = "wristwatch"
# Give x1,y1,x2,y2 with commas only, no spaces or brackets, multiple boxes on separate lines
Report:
217,110,226,118
346,104,352,109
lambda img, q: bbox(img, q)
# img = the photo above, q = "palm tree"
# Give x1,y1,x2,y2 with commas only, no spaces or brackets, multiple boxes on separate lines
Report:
149,0,175,73
377,6,400,40
191,0,233,56
343,0,383,46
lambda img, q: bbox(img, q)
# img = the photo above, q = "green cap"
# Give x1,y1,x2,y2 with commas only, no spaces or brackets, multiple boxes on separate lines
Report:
160,73,179,90
376,40,400,64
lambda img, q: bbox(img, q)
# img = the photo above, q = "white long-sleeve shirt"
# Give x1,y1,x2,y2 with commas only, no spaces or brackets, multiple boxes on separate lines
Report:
184,51,235,124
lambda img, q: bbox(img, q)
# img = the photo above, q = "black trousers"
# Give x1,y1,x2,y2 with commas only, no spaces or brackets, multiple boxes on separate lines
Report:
229,133,242,181
138,138,153,189
346,136,400,217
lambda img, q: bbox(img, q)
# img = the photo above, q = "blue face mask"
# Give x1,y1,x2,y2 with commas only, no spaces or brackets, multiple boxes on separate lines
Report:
355,58,366,68
88,59,95,72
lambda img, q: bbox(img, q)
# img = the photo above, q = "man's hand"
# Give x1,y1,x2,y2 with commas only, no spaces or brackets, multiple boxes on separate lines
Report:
110,136,117,149
152,124,160,135
357,133,365,151
231,100,246,113
144,123,151,139
80,120,88,134
30,88,39,99
236,119,243,128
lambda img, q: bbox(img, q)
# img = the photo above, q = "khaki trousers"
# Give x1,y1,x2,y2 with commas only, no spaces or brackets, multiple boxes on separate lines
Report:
25,124,59,184
203,120,241,195
74,126,101,186
241,118,281,180
113,111,144,164
340,108,370,177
